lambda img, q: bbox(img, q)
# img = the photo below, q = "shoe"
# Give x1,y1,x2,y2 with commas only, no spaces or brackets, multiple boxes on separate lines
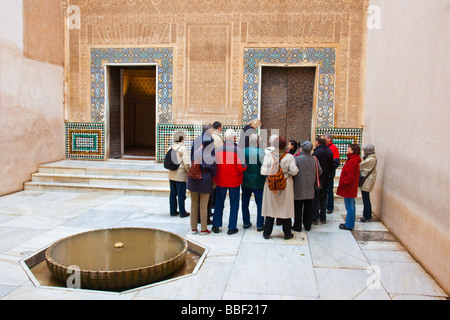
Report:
292,227,302,232
201,229,211,235
257,227,264,232
327,210,333,214
243,223,252,229
312,220,319,225
180,212,190,218
320,219,327,224
305,227,311,231
263,234,270,239
284,233,294,240
227,228,239,235
191,229,198,234
360,217,372,222
170,211,180,217
212,226,220,233
339,223,352,231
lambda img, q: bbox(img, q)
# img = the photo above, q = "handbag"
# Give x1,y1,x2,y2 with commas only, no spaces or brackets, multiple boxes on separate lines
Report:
188,146,204,180
359,160,377,187
314,156,322,190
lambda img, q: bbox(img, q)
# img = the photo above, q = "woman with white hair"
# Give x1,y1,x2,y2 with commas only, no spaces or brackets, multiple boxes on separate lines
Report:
359,144,377,222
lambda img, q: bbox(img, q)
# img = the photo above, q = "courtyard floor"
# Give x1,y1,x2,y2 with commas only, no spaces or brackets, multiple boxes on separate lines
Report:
0,189,447,300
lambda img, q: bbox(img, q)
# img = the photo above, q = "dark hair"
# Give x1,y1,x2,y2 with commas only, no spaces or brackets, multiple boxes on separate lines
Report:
212,121,222,130
275,136,287,151
316,135,327,145
349,144,361,155
288,140,298,155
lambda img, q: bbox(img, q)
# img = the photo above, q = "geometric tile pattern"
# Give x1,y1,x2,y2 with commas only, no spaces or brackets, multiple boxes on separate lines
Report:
90,48,173,124
243,47,336,127
316,127,363,166
65,122,105,160
157,124,245,162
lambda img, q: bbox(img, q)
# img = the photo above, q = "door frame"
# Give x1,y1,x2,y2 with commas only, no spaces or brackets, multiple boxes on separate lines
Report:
257,63,320,142
104,63,159,160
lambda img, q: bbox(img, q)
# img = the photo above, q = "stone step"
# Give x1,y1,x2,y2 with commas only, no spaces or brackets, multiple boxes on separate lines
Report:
24,181,172,197
36,160,168,178
31,172,169,188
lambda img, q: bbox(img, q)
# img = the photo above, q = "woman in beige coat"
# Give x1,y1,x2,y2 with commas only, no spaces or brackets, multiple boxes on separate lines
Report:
261,136,299,239
168,132,191,218
359,144,377,222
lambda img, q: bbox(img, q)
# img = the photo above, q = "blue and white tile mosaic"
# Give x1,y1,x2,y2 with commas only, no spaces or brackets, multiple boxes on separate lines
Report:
90,47,174,124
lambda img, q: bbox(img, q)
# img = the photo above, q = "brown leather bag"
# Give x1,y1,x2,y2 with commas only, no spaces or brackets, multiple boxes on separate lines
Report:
188,146,203,180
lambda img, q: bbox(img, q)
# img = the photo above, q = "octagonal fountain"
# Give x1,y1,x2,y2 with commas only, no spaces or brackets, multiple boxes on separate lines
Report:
45,228,188,291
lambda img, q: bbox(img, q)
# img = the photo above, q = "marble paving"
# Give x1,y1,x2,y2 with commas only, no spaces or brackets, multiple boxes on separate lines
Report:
0,189,447,300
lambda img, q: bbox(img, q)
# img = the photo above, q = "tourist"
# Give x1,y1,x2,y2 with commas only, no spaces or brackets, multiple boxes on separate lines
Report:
240,118,262,149
325,133,340,214
312,135,334,224
338,144,362,231
211,121,224,150
293,141,321,232
359,144,377,222
208,121,224,218
242,134,266,231
212,129,247,235
168,131,191,218
260,136,299,240
287,140,301,157
187,132,217,235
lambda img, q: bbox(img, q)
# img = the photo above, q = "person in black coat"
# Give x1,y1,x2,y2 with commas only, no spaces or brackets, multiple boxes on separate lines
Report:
312,135,334,224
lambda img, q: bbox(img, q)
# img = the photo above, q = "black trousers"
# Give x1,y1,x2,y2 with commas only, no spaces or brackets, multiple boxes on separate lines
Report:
313,187,328,222
264,217,292,238
293,199,313,231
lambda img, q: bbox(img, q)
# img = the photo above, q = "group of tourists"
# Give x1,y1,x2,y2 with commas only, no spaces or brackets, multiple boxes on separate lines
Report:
165,119,377,239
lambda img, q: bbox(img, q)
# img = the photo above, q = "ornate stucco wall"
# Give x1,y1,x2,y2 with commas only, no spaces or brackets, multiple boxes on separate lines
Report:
63,0,369,128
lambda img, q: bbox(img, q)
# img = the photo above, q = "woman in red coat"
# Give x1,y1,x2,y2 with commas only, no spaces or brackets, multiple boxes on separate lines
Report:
337,144,362,230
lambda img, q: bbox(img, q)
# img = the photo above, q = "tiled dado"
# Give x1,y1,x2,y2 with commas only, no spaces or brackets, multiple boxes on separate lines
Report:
66,122,105,160
243,47,336,127
316,127,363,166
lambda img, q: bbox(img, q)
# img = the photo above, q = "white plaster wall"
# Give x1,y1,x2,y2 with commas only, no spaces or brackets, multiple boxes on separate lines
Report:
364,0,450,293
0,0,65,195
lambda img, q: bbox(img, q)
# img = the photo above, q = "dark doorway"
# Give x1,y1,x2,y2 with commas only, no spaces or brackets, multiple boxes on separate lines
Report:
260,67,316,143
107,66,157,160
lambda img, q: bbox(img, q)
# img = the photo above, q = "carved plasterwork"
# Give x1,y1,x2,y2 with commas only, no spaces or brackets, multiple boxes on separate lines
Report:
65,0,368,128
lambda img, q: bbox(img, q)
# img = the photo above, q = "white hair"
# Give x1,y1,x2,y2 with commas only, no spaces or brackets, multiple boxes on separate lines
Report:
249,134,260,147
225,129,235,141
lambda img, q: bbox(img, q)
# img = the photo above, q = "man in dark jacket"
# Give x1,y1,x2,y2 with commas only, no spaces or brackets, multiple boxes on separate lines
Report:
325,133,341,214
312,135,334,224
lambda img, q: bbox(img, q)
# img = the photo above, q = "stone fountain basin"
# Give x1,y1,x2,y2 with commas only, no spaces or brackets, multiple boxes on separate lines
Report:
45,228,188,291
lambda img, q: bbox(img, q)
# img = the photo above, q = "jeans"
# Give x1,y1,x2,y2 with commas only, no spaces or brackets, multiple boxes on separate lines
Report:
361,191,373,220
326,176,335,212
213,186,240,230
344,197,356,230
169,180,187,216
241,187,264,229
293,199,313,231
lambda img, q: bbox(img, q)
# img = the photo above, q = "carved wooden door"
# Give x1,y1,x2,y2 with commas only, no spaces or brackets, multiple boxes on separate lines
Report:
261,67,316,143
108,67,123,159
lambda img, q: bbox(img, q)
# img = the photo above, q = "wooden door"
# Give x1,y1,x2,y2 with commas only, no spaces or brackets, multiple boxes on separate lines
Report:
261,67,316,143
108,67,122,159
